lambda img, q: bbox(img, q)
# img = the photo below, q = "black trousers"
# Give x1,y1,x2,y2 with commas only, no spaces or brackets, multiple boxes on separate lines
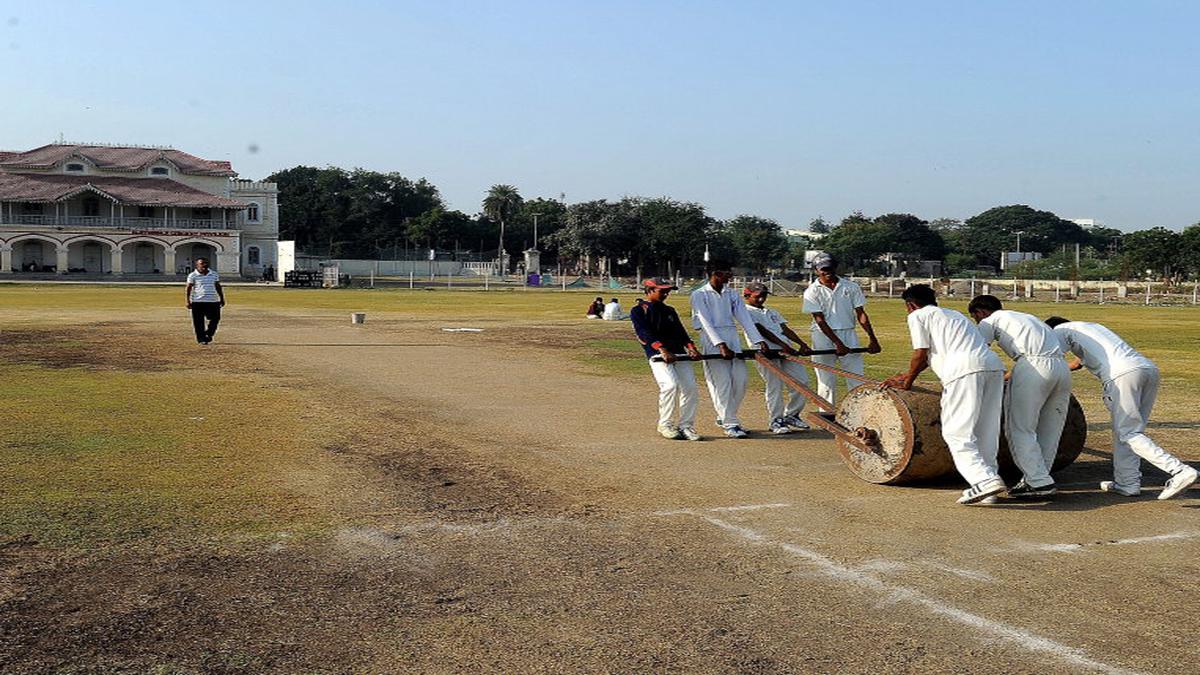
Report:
191,302,221,343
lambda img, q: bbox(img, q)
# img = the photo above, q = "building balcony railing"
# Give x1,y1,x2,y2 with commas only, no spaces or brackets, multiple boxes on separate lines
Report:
3,214,238,230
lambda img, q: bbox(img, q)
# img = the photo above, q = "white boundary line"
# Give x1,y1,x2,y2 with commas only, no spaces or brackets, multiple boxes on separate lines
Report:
680,513,1142,675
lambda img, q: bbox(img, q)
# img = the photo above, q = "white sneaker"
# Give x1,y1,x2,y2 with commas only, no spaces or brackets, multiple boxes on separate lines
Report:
1159,466,1198,500
769,419,792,435
958,477,1007,505
978,496,999,505
658,424,684,440
679,427,702,441
724,426,749,439
1099,481,1141,497
782,415,810,431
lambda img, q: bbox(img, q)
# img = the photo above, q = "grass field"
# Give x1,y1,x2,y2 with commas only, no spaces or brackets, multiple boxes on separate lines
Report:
4,285,1199,550
3,283,1199,672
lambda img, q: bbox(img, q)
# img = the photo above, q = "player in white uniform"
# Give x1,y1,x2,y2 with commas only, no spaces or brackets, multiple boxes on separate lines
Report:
968,295,1071,499
802,254,881,404
883,284,1008,504
741,281,813,434
1047,317,1198,500
690,262,768,438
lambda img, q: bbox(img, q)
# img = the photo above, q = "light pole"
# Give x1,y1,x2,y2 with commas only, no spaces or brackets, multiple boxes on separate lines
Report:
531,213,542,250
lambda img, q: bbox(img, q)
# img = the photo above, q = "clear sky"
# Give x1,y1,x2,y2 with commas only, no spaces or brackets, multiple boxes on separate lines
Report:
2,1,1197,231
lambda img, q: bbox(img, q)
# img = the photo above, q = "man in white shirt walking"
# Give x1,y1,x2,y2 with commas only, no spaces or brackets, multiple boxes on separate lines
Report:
883,284,1007,504
969,295,1071,499
802,254,881,404
1046,316,1197,500
691,261,769,438
185,257,225,345
742,282,813,434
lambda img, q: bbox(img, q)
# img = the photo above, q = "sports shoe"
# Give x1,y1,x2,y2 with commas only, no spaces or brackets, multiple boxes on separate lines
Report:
769,419,792,435
724,426,749,439
978,496,999,505
958,477,1007,505
658,424,684,440
1099,481,1141,497
1007,479,1057,499
679,427,702,441
1158,466,1198,500
781,415,810,431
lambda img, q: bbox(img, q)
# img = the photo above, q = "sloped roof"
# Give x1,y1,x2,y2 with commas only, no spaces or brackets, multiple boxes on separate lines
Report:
0,173,248,208
0,144,236,176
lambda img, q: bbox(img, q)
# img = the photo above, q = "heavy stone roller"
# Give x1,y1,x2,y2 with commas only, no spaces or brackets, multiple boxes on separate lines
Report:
831,384,1087,484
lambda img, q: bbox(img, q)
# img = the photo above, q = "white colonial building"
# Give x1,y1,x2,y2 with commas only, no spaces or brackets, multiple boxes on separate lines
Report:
0,143,279,278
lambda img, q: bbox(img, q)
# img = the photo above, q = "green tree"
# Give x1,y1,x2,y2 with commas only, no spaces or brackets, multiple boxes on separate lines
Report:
638,198,715,275
725,215,789,274
874,213,945,260
808,216,831,234
1085,225,1123,258
482,185,523,270
406,208,474,249
960,205,1087,268
509,197,567,258
1182,224,1200,278
1120,227,1182,280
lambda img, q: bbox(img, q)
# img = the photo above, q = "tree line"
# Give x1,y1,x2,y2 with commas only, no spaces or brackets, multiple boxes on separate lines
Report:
268,165,1200,280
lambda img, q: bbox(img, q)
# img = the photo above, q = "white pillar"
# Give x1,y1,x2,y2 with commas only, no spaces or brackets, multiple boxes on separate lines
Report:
56,246,69,275
215,250,239,275
164,248,177,275
111,247,123,274
0,246,12,273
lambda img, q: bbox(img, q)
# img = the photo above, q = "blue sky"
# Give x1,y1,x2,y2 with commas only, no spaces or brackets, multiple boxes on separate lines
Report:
2,1,1197,231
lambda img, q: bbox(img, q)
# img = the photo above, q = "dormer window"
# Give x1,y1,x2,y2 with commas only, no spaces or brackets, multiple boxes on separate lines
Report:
66,163,85,172
150,167,169,176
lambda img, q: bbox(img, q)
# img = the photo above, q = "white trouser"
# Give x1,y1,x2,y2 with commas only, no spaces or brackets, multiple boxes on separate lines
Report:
700,328,747,429
810,327,864,404
754,358,809,421
648,359,699,429
1004,356,1072,488
1103,366,1187,489
941,370,1005,485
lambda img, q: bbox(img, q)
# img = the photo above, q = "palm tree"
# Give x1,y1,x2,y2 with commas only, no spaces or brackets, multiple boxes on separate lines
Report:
482,184,523,275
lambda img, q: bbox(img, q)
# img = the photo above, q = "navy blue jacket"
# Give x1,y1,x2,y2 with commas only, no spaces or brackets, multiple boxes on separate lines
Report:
630,299,694,358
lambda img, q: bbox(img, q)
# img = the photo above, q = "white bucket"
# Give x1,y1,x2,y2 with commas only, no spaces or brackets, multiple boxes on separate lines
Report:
351,312,366,324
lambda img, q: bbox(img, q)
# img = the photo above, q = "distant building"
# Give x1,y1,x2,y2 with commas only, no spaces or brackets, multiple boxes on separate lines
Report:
1070,218,1097,228
0,143,278,277
785,228,826,242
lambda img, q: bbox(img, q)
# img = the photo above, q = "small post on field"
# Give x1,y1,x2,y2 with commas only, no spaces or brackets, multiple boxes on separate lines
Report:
1099,280,1105,304
1055,278,1060,303
484,272,490,291
370,269,374,289
409,269,414,289
561,276,566,292
887,278,894,298
970,276,976,298
1145,282,1151,306
1193,282,1198,305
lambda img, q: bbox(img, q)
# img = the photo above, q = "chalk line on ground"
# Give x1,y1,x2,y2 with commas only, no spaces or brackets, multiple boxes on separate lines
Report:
1000,530,1200,554
675,513,1141,675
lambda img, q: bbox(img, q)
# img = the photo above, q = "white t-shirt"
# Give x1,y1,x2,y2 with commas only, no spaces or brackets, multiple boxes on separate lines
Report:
602,301,623,320
1054,321,1153,383
803,278,866,330
977,309,1064,360
907,304,1003,384
187,270,221,302
743,305,788,348
690,283,764,346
